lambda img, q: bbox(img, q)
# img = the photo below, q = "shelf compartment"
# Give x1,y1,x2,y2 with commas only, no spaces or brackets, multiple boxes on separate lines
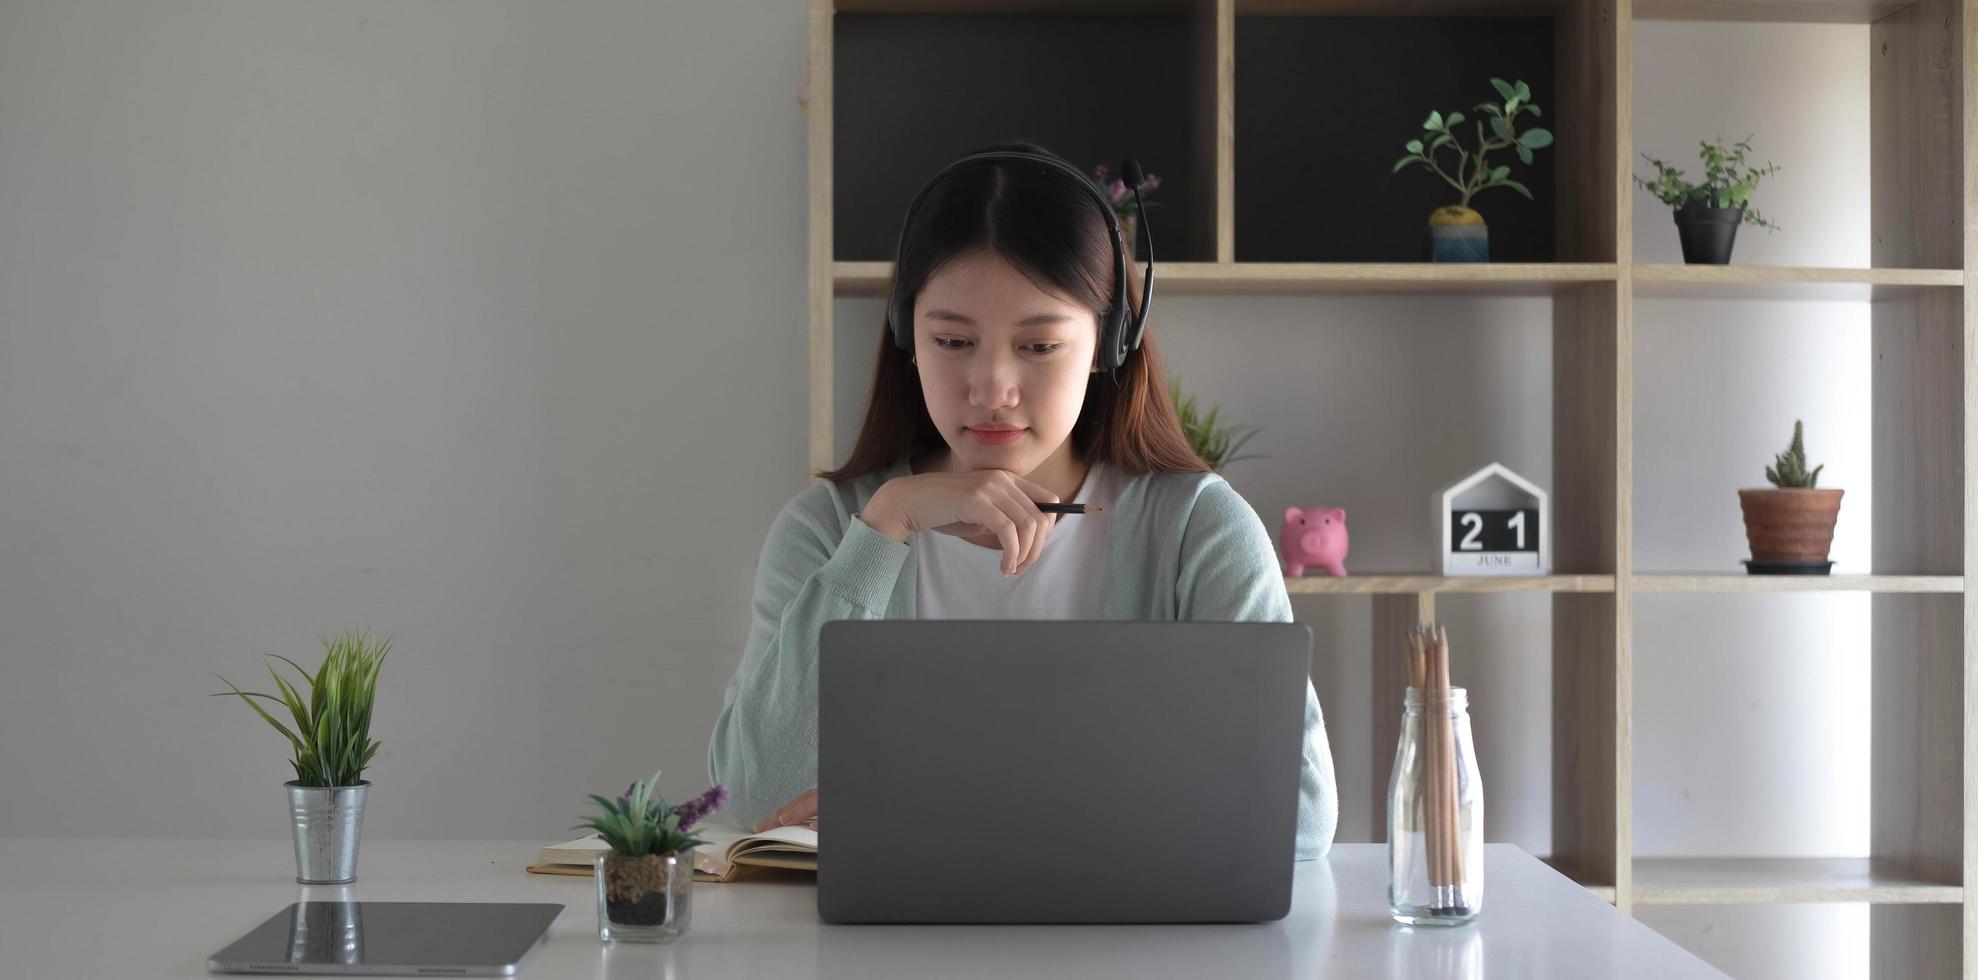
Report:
1632,574,1964,593
840,0,1197,11
1286,573,1616,594
1633,857,1964,905
833,261,1620,296
1632,264,1963,300
1235,13,1564,261
1237,0,1575,13
831,8,1217,261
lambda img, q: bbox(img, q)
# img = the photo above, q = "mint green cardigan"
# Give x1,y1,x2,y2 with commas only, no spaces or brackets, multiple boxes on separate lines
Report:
708,455,1339,860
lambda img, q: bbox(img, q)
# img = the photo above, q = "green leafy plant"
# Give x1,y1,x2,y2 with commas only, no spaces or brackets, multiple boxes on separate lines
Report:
577,771,730,858
1635,135,1782,230
1393,78,1554,207
1169,376,1265,472
212,629,390,787
1764,419,1824,488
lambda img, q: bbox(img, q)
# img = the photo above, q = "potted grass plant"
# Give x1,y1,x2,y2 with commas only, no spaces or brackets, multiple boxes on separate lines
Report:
1170,376,1266,473
1635,135,1781,264
213,629,390,884
1738,419,1842,575
579,772,729,944
1393,78,1553,262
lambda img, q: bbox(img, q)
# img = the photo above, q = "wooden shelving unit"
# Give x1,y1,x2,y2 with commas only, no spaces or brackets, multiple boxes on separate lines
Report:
836,260,1621,296
1284,574,1617,594
1633,857,1965,906
808,0,1973,972
1633,574,1965,593
1634,263,1964,299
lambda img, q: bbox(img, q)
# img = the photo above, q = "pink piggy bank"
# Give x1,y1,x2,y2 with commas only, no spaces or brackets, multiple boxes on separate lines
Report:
1281,507,1349,577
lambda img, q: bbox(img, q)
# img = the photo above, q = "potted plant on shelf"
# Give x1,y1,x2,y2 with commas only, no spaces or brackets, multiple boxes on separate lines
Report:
1091,162,1161,263
1738,419,1842,575
1393,78,1553,262
1635,135,1781,264
1170,375,1266,474
213,629,390,884
579,771,729,944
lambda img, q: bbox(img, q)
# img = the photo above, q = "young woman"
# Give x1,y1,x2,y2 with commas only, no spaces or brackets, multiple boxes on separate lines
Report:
708,141,1338,859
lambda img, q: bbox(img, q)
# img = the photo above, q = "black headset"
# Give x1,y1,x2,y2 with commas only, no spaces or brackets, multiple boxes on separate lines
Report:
886,148,1156,375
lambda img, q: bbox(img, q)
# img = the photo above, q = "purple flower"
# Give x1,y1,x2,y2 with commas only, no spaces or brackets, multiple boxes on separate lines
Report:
1141,174,1162,193
1093,164,1111,180
673,785,731,831
1107,178,1128,205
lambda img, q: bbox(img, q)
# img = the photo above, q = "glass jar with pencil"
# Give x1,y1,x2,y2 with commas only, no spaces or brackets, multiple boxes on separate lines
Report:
1388,624,1484,925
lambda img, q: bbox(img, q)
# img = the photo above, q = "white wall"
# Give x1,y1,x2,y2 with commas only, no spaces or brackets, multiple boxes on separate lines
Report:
0,0,811,839
0,5,1882,976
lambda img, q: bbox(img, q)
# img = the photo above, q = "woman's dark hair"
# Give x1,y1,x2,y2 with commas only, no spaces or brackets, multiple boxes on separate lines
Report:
818,140,1209,482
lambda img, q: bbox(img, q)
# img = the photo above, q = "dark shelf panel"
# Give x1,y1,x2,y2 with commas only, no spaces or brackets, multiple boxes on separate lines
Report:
833,12,1214,261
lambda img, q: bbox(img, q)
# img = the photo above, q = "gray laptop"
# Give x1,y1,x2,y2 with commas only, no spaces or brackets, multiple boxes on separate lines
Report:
207,901,562,976
817,619,1312,925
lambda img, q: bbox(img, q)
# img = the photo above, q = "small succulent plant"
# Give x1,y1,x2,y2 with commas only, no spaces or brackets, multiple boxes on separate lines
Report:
1764,419,1824,488
577,770,729,858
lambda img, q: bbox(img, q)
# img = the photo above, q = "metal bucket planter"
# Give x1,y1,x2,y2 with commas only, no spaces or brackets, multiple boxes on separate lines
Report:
288,781,369,884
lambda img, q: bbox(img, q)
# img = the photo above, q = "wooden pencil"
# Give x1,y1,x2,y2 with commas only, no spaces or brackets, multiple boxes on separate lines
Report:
1435,626,1458,896
1414,625,1449,890
1405,628,1432,884
1426,626,1447,891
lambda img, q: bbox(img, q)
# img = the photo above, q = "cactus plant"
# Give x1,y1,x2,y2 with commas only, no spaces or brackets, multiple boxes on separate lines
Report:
1763,419,1824,489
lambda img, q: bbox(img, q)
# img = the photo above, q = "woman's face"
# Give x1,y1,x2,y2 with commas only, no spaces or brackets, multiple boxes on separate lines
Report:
912,248,1099,474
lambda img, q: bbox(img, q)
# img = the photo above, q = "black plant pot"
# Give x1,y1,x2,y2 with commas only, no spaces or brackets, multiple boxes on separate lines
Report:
1673,205,1744,264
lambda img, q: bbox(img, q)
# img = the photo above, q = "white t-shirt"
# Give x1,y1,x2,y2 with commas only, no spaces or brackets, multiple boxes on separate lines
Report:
914,461,1122,620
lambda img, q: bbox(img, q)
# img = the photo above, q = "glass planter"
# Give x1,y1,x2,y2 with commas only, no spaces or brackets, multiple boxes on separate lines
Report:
595,849,693,943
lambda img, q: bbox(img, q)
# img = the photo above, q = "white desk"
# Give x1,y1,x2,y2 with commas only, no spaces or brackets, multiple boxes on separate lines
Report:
0,839,1726,978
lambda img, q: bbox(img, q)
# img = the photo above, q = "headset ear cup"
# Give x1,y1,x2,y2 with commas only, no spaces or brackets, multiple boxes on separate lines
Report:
1097,303,1124,373
890,293,912,353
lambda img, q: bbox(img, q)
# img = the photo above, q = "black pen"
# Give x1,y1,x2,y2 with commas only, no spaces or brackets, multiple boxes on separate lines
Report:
1037,502,1103,515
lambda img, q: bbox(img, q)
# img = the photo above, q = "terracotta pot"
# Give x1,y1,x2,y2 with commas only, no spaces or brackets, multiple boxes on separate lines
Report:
1737,488,1843,562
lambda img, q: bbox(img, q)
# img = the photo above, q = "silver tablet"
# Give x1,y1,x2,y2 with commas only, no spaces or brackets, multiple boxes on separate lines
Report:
207,901,562,976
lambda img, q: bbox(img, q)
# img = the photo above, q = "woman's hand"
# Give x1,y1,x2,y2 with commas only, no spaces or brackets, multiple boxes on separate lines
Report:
755,786,819,832
859,469,1060,575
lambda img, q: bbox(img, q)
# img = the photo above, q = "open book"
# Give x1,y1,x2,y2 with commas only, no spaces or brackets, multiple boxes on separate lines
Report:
526,824,817,883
